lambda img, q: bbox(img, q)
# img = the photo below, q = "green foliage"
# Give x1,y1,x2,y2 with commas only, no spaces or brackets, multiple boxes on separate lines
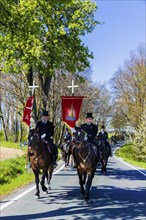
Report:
0,155,34,196
0,141,24,149
116,143,146,168
0,131,4,141
0,0,99,75
0,156,24,184
0,146,61,197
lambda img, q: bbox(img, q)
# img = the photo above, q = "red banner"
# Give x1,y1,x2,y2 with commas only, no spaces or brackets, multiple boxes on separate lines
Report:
61,96,84,128
22,96,34,126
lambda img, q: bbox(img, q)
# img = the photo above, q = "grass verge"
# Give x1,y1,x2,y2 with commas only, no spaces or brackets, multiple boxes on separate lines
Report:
115,143,146,169
0,155,34,198
0,141,23,149
0,147,62,198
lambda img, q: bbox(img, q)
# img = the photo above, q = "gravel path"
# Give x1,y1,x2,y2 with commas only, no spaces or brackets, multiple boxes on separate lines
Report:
0,147,24,161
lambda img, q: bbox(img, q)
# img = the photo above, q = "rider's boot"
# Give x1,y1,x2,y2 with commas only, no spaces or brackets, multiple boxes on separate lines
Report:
109,146,112,157
53,155,58,168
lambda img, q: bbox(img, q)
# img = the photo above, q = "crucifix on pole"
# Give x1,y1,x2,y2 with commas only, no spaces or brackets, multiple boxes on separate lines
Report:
28,80,39,95
27,80,39,128
67,79,78,96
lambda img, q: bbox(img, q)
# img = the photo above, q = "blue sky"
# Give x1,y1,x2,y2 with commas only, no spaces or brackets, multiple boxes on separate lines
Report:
82,0,145,84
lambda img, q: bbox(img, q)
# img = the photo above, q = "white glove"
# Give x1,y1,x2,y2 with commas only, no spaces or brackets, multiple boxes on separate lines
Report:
84,134,88,141
41,133,46,139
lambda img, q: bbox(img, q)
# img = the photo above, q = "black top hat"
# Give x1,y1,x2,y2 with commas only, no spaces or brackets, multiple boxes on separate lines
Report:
42,110,49,116
101,125,105,129
86,112,94,119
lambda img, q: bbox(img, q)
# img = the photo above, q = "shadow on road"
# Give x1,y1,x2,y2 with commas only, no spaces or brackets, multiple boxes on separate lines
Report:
1,183,145,220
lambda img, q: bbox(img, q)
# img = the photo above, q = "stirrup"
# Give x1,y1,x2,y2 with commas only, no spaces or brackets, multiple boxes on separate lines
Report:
25,163,32,169
53,162,58,168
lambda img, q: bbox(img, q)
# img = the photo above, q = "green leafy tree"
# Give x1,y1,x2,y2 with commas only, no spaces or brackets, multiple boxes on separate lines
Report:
0,0,99,110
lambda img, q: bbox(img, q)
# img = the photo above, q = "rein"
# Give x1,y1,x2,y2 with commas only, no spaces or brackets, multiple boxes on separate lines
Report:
79,147,91,164
75,142,91,164
31,133,52,162
34,153,44,163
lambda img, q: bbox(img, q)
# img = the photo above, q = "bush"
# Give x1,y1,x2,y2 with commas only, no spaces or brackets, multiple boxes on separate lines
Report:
0,156,26,185
0,130,4,141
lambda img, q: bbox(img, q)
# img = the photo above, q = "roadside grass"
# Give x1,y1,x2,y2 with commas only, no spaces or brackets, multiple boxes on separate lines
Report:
115,143,146,169
0,141,24,149
0,155,34,198
0,145,62,198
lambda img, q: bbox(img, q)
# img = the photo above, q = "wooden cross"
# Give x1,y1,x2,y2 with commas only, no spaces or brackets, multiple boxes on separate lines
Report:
28,80,39,95
67,79,78,95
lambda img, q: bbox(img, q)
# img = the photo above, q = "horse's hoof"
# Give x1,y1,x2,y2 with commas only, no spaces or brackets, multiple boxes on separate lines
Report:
42,186,47,192
80,191,85,197
34,195,40,199
84,198,90,203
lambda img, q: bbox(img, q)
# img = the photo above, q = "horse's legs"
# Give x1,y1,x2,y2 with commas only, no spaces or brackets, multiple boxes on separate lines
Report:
78,171,85,196
40,170,48,192
65,153,67,167
33,169,40,199
101,158,107,173
46,168,53,190
70,154,74,168
85,172,95,201
67,152,70,166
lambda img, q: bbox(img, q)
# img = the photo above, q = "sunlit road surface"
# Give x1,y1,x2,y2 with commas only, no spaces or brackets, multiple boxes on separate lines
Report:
1,143,146,220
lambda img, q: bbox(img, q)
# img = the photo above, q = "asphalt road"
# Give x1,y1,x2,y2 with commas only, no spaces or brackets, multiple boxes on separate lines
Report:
1,143,146,220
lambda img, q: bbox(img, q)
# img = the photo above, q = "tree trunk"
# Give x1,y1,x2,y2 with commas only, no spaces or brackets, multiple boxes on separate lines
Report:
57,123,65,147
14,115,19,142
38,74,52,109
19,123,23,142
26,66,33,87
0,104,9,141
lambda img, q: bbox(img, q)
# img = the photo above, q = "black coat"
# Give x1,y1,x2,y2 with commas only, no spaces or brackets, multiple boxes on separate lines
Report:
64,132,72,141
81,123,98,142
98,131,108,141
35,120,54,141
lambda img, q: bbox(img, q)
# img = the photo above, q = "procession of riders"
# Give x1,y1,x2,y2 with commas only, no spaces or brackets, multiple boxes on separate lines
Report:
27,110,119,169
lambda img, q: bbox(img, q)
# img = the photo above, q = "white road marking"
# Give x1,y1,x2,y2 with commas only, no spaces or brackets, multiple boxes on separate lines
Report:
0,164,65,211
114,147,146,177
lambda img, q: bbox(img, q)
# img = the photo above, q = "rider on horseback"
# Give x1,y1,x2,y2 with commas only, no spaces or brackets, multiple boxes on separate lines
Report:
26,110,58,169
63,128,72,142
97,125,112,156
35,110,58,167
80,113,98,142
74,112,100,162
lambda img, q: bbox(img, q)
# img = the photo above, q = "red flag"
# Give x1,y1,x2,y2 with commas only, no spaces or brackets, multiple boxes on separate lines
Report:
22,96,34,126
61,96,84,128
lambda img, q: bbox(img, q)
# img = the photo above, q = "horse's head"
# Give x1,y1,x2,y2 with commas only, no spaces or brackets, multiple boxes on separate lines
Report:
28,128,41,149
73,127,87,148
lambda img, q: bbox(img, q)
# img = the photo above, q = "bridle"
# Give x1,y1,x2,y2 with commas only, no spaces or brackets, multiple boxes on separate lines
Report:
29,132,50,162
73,129,91,164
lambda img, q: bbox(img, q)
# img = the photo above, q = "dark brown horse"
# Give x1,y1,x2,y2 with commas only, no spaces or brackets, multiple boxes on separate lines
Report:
99,140,110,174
73,127,98,201
28,128,54,199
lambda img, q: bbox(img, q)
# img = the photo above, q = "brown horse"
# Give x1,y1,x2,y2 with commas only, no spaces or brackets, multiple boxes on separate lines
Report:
73,127,98,201
99,140,110,174
28,128,54,199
